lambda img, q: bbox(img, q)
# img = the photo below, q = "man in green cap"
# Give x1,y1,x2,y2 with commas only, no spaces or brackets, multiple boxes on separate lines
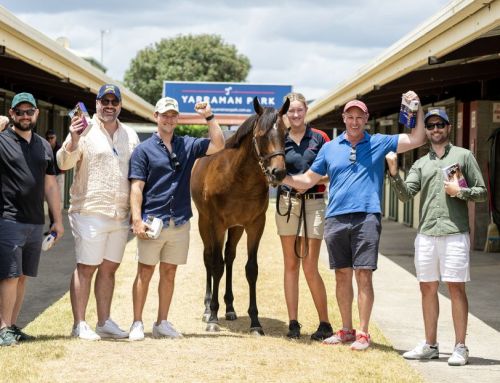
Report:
0,92,64,346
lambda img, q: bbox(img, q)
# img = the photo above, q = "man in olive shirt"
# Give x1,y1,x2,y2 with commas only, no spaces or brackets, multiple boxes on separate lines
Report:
386,108,486,366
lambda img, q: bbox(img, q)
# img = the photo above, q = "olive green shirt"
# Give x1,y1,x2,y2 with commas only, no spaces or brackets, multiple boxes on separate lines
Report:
389,143,487,236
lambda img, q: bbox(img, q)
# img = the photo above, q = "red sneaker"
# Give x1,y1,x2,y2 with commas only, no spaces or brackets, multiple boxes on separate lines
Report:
322,328,356,345
350,332,371,351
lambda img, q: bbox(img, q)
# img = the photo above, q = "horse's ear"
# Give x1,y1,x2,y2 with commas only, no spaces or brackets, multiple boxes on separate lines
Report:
279,97,290,116
253,97,263,115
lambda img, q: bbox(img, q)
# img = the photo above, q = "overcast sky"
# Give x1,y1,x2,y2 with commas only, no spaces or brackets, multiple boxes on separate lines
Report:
2,0,450,100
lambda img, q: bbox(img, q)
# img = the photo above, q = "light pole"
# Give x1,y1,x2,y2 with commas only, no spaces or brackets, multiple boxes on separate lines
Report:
100,29,109,65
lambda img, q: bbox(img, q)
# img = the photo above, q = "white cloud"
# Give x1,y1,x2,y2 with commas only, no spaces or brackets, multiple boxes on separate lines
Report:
4,0,450,100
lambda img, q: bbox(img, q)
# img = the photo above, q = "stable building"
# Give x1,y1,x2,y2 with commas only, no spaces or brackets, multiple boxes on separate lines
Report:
306,0,500,250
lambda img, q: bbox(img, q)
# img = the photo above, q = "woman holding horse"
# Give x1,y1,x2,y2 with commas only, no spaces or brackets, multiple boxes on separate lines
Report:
276,92,333,340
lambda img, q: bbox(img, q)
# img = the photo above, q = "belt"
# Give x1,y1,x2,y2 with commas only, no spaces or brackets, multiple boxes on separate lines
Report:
280,191,324,200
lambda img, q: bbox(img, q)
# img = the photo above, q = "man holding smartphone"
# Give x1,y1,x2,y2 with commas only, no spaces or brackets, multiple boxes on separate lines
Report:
57,84,140,341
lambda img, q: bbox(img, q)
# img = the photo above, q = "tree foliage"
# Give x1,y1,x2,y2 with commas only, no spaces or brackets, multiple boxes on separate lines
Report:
124,34,251,105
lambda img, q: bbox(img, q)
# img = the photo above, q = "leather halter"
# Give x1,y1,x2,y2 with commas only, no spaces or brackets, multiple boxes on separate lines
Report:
252,122,285,184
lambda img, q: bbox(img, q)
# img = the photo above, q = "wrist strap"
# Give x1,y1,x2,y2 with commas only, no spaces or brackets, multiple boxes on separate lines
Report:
205,114,215,121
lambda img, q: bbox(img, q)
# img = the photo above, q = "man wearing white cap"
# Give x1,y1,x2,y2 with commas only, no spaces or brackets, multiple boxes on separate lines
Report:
283,91,426,350
127,97,224,340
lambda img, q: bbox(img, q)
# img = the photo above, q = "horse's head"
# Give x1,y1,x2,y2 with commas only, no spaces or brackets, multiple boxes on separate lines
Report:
252,97,290,186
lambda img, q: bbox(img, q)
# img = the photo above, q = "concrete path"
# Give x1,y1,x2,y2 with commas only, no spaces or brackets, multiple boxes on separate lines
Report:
372,220,500,382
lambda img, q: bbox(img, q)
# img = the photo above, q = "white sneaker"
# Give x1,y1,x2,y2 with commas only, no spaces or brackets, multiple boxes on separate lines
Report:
152,320,183,339
403,341,439,360
71,321,101,341
95,318,128,339
448,343,469,366
129,321,145,341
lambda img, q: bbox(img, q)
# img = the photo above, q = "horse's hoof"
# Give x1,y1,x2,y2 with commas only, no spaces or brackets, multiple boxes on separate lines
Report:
225,311,237,321
250,327,264,336
206,323,220,332
202,313,210,322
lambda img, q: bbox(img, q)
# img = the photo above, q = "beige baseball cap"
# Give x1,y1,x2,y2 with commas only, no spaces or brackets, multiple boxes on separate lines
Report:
155,97,179,113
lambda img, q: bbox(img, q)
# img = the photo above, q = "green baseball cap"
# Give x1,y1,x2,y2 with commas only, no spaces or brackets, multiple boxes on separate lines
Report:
11,92,37,109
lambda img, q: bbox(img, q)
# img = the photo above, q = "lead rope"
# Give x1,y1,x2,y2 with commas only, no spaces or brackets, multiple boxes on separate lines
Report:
293,194,309,259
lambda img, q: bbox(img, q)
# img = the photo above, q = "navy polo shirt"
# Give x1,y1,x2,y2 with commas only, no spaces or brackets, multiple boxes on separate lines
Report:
0,128,55,224
311,131,398,218
129,133,210,227
282,125,326,193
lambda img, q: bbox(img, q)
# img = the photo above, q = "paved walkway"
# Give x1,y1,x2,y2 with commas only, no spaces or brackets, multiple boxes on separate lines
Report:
20,211,500,382
368,220,500,382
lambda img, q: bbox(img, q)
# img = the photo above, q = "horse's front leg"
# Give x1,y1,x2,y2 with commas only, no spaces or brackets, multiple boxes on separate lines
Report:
245,216,265,336
202,268,212,322
224,226,244,321
206,228,226,332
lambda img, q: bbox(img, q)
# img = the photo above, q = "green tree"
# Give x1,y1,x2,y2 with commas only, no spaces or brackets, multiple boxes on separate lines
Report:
124,34,251,105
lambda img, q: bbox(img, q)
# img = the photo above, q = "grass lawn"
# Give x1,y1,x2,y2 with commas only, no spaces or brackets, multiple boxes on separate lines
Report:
0,202,424,383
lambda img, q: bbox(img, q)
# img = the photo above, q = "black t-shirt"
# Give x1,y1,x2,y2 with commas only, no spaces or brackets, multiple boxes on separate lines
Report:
282,125,326,194
0,128,55,224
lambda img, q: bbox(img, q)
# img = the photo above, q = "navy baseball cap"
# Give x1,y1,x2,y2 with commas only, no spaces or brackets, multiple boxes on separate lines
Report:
96,84,121,101
424,108,450,124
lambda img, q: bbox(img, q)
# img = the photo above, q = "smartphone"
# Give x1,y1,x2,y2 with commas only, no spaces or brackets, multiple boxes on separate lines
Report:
68,102,90,134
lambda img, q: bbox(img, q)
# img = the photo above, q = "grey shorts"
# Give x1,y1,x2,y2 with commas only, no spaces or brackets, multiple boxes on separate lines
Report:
324,213,381,270
0,218,44,279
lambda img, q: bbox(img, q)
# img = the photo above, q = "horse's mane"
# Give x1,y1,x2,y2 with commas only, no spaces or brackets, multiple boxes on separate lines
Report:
225,107,277,149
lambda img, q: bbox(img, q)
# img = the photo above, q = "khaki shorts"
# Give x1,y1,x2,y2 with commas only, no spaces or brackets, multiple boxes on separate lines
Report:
275,195,325,239
137,220,190,266
69,213,129,266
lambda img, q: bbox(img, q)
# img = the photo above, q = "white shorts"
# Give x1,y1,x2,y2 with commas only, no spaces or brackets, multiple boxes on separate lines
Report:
137,220,190,266
414,233,470,282
69,213,129,266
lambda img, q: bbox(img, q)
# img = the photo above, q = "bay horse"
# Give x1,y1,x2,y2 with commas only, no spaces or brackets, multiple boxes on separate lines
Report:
191,97,290,335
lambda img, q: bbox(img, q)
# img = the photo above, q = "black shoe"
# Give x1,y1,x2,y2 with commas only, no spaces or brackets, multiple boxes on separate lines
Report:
310,321,333,341
287,320,301,339
11,325,36,341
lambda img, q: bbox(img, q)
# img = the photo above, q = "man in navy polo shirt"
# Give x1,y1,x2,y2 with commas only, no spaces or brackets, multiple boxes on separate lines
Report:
127,97,224,340
0,92,63,346
283,91,426,350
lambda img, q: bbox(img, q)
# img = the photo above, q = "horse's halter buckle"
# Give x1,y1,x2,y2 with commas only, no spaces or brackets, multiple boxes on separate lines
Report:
252,121,285,184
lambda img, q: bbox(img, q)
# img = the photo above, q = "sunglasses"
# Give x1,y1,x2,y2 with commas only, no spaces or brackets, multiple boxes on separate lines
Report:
349,146,356,163
99,98,120,106
14,108,36,117
425,122,446,130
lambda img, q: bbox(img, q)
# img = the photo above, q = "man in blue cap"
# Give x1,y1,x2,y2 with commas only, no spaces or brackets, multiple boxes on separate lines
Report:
57,84,139,341
386,108,486,366
0,92,64,346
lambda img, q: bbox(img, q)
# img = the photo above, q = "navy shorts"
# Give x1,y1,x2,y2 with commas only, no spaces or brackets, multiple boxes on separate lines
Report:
0,218,44,279
324,213,381,270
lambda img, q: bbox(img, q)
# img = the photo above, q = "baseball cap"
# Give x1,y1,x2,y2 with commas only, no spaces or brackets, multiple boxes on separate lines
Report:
155,97,179,114
96,84,122,101
12,92,37,108
343,100,368,114
424,108,450,124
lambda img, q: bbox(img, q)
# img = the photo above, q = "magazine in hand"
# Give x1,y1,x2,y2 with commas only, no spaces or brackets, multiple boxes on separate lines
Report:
442,163,468,188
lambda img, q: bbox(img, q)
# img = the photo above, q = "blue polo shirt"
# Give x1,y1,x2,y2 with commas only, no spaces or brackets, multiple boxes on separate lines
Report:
280,125,326,194
129,133,210,227
311,131,398,218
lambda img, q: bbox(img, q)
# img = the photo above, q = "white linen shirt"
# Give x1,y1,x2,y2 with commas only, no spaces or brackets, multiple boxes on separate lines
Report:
57,114,140,220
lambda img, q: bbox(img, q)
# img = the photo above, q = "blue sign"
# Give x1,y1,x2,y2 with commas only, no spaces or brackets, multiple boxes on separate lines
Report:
163,81,292,115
